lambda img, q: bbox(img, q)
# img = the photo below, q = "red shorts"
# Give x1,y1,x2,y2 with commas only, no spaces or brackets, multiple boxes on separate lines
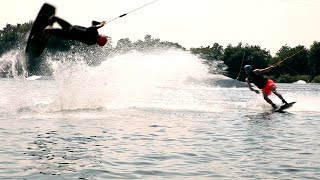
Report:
262,79,277,95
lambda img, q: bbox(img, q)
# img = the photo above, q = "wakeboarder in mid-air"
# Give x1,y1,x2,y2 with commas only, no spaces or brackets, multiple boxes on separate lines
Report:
25,3,108,75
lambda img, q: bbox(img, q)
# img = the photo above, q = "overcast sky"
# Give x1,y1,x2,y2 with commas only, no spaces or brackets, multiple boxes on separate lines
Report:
1,0,320,54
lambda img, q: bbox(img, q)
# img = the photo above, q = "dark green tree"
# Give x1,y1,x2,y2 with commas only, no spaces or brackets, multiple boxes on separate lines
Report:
308,41,320,76
222,43,271,80
190,42,223,61
271,45,309,76
0,22,32,55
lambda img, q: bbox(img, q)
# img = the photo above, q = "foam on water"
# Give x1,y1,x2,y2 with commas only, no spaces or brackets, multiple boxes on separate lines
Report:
245,88,320,112
288,93,320,112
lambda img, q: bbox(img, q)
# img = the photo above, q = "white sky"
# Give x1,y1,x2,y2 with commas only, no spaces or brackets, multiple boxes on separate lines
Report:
1,0,320,54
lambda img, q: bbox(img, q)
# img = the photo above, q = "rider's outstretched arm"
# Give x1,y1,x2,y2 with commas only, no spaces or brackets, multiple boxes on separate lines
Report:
246,78,260,94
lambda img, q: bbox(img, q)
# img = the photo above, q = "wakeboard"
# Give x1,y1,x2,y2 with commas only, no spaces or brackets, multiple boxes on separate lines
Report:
25,3,55,75
274,102,296,112
26,75,43,80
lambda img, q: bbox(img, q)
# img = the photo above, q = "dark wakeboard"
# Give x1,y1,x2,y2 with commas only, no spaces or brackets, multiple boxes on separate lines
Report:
25,3,55,75
274,102,296,112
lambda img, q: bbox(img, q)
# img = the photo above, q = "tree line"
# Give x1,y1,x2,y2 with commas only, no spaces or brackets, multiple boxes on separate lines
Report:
190,42,320,83
1,21,320,82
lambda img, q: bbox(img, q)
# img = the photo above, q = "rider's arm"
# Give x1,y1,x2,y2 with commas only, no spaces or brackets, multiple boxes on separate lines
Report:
91,21,106,29
246,78,260,94
254,65,275,75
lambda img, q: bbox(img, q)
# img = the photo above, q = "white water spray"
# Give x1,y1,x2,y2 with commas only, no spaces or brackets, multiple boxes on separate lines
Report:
49,50,211,111
0,50,26,77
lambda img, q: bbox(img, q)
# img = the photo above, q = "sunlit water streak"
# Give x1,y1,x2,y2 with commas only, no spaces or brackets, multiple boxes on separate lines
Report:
0,50,319,179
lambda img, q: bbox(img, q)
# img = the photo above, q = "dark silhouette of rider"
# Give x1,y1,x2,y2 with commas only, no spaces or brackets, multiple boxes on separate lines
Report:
45,16,108,46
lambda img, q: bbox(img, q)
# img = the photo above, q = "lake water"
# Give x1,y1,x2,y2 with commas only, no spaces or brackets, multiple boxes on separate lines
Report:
0,50,319,179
